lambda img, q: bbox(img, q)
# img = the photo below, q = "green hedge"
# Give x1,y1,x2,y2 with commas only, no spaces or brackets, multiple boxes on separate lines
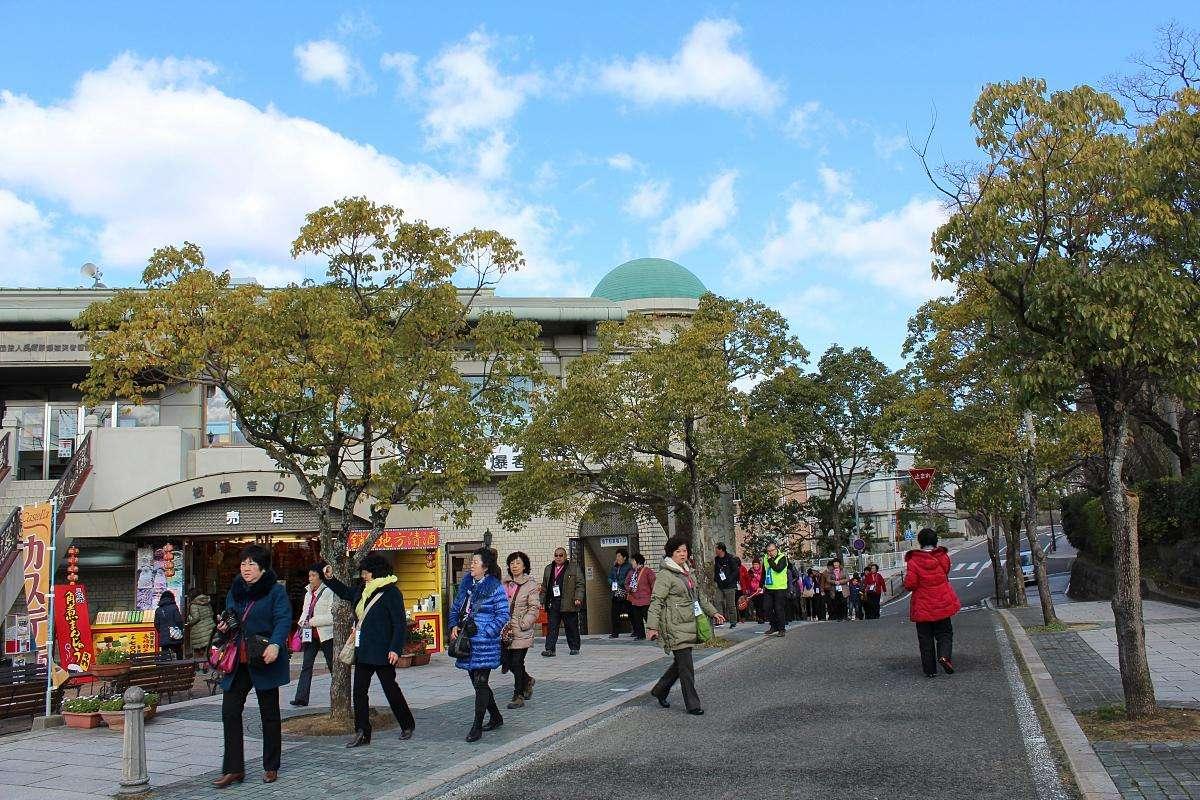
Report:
1060,469,1200,562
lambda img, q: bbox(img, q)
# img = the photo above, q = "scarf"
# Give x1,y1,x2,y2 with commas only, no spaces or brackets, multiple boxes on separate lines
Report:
356,575,398,620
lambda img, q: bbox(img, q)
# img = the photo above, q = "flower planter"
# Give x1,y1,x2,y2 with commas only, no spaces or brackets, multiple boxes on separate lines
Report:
100,711,125,732
91,662,130,679
145,707,156,722
394,654,414,668
410,652,431,666
63,712,103,729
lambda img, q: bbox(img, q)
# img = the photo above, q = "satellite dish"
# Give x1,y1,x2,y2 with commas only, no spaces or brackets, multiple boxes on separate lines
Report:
80,263,98,279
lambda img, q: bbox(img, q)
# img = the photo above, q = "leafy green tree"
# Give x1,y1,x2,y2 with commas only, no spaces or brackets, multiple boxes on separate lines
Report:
926,78,1200,715
499,294,805,600
76,198,542,725
749,346,906,554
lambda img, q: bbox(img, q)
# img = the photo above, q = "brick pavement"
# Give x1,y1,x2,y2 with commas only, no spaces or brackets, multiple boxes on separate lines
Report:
0,627,765,799
1017,599,1200,799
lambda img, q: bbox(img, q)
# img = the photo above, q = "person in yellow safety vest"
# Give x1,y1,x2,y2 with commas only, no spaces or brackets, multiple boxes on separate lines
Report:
761,542,790,638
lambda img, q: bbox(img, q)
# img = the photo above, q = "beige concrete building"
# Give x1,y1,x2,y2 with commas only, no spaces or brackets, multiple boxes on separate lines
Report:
0,258,707,657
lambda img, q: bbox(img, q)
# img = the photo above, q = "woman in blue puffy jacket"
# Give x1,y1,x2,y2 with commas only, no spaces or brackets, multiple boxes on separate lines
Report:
449,547,510,742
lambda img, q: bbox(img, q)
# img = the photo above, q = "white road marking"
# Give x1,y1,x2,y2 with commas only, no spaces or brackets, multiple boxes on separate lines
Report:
994,620,1070,800
953,563,965,572
967,562,979,571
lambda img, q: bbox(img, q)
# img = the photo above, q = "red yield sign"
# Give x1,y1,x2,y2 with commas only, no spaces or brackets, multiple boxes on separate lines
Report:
909,468,936,493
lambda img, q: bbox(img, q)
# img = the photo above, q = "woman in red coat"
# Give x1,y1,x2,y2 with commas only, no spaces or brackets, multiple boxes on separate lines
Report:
903,528,961,677
624,553,656,640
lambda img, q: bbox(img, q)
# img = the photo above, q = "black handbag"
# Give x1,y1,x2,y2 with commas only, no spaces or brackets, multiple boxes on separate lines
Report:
246,634,272,667
447,589,478,659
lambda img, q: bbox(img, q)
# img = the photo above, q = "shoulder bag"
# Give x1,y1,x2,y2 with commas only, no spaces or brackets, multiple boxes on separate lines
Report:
339,590,385,666
447,588,477,660
208,601,256,676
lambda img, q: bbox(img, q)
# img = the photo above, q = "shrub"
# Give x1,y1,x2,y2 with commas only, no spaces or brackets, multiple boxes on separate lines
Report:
96,648,129,665
63,697,101,713
97,697,124,712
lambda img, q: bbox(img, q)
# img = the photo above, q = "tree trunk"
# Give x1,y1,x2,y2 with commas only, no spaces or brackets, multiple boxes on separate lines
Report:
987,514,1006,605
691,498,719,605
322,531,356,727
1158,393,1183,478
1097,404,1157,718
1004,517,1026,607
1021,411,1058,626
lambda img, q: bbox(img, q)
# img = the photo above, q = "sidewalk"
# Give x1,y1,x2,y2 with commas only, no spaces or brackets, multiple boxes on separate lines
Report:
1013,599,1200,799
0,627,764,800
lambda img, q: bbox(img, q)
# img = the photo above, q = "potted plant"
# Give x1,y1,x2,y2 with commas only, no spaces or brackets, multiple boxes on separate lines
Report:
62,696,103,729
410,628,435,666
92,648,131,678
98,697,126,731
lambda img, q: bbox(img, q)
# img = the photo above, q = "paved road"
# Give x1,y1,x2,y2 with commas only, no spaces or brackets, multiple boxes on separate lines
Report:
435,603,1066,800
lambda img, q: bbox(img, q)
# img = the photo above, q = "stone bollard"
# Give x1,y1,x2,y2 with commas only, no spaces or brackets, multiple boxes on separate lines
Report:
117,685,150,795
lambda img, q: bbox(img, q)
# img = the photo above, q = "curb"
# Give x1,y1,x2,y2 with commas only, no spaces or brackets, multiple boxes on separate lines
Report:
378,633,770,800
997,608,1122,800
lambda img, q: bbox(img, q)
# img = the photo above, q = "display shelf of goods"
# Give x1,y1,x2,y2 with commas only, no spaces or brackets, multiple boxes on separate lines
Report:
62,697,103,729
92,648,131,678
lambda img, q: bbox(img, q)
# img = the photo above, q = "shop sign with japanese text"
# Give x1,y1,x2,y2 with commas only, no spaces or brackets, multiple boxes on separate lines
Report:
54,584,95,680
20,503,52,663
347,528,440,551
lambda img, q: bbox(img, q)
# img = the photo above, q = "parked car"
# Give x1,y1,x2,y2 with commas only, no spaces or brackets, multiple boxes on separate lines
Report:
1019,551,1035,585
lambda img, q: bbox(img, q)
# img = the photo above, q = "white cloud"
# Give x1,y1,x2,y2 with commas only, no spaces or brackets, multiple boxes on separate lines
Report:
623,180,669,219
0,189,68,285
818,166,850,196
336,10,379,39
785,101,823,138
874,132,908,160
294,39,373,94
475,130,511,181
532,161,557,192
423,30,541,146
774,284,844,332
601,19,781,114
380,51,419,97
755,193,948,299
607,153,638,171
653,171,737,257
0,54,572,292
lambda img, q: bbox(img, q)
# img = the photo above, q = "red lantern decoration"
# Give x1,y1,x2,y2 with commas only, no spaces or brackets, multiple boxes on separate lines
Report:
425,548,436,571
66,545,79,584
163,542,176,578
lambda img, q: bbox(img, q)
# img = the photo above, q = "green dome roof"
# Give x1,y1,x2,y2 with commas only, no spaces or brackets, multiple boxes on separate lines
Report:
591,258,706,302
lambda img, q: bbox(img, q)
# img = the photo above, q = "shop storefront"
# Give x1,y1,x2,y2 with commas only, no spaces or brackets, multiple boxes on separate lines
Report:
347,528,444,652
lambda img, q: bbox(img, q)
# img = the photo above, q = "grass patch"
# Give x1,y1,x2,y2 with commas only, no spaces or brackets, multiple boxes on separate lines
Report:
1027,622,1070,634
703,636,735,649
1078,705,1200,742
281,708,398,737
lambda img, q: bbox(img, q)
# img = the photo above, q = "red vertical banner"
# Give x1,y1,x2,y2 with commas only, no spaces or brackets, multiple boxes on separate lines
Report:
54,584,95,680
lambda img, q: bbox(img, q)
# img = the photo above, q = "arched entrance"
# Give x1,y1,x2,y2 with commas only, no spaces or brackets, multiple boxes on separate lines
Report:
577,503,640,635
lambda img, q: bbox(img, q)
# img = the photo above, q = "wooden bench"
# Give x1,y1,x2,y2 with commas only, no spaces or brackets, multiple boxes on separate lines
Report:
113,653,197,704
0,664,63,720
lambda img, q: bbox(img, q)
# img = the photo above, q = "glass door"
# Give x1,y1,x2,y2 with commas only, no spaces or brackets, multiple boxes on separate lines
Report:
13,405,46,480
46,404,80,480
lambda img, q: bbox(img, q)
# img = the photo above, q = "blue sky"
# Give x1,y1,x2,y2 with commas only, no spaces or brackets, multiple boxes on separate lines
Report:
0,2,1191,365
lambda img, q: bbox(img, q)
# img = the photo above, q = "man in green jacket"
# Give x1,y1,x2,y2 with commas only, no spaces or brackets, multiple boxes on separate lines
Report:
540,547,584,656
762,542,790,637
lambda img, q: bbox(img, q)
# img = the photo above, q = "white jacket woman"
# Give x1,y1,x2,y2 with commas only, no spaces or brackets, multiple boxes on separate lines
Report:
291,566,336,707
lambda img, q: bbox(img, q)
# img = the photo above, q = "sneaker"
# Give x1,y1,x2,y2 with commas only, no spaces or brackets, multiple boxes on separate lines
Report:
608,633,619,639
541,650,556,657
569,649,580,655
289,700,307,707
938,656,955,675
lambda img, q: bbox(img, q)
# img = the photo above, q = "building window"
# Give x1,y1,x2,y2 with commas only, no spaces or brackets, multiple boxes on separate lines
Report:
205,386,249,446
89,401,161,428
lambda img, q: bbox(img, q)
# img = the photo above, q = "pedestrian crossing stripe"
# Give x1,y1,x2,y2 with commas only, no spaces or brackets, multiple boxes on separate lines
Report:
953,563,965,572
967,562,979,571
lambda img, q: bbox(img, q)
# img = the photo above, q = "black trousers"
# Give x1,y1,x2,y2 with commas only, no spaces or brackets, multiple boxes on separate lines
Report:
916,617,954,676
764,589,789,632
864,592,882,619
469,668,500,728
353,662,415,736
545,605,581,652
629,604,648,638
506,647,531,696
160,643,183,659
811,592,826,620
610,597,631,635
827,591,847,620
292,638,334,704
652,648,701,712
221,664,281,775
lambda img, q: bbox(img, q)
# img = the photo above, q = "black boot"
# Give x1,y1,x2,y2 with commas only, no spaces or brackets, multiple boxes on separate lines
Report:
466,726,482,742
345,731,371,748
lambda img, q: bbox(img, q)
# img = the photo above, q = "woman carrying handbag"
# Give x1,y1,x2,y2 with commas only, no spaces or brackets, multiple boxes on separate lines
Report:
321,555,415,748
449,548,510,742
500,551,540,709
212,545,292,789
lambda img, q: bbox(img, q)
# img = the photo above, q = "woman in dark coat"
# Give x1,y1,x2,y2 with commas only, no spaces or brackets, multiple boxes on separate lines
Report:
213,544,292,789
154,590,185,659
449,547,509,742
321,553,414,748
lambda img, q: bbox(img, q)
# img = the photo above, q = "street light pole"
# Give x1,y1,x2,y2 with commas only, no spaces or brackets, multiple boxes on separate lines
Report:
853,474,911,558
